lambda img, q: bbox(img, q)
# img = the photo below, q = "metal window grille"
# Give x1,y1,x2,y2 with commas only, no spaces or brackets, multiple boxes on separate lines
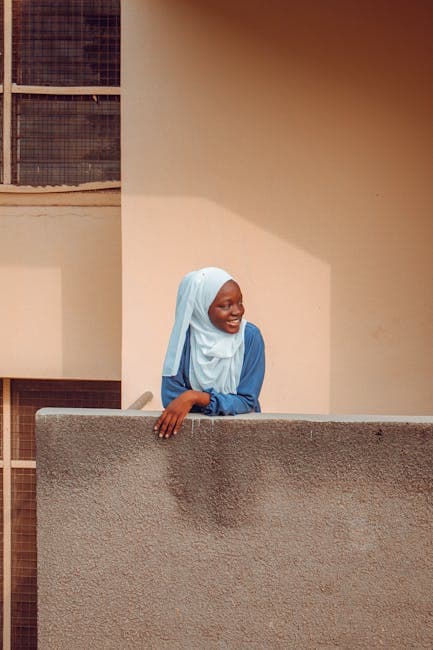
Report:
12,0,120,87
11,469,36,649
12,94,120,185
2,0,120,187
11,379,121,461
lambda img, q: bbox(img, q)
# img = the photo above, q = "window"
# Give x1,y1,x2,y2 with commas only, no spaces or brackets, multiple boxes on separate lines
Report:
1,0,120,188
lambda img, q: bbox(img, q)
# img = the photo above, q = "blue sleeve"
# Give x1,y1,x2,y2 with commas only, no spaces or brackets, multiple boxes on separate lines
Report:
202,323,265,416
161,374,189,408
161,333,192,408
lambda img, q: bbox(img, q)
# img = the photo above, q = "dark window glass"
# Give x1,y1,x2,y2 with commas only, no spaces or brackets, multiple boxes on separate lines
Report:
12,94,120,186
13,0,120,86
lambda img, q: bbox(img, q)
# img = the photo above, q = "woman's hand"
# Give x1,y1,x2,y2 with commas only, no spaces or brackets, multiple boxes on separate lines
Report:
155,392,192,438
154,390,210,438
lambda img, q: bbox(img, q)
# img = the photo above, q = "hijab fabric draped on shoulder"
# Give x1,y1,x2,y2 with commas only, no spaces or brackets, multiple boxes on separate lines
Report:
162,267,246,394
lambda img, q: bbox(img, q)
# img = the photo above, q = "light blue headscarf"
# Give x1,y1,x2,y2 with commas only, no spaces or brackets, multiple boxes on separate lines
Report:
162,267,246,394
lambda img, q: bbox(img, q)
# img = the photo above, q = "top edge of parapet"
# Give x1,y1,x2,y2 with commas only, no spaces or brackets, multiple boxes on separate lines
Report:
35,407,433,424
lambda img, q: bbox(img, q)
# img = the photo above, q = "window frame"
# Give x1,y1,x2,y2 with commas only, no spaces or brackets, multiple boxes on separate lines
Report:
1,0,121,193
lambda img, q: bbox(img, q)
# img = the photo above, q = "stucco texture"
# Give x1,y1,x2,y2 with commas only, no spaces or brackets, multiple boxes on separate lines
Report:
37,409,433,648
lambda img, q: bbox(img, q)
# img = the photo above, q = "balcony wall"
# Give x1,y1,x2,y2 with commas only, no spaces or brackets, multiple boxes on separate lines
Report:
37,409,432,648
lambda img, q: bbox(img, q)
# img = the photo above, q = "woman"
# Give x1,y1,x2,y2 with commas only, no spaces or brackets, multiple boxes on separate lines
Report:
155,267,265,438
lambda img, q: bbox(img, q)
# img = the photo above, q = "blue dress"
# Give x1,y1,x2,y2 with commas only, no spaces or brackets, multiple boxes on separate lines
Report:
161,322,265,415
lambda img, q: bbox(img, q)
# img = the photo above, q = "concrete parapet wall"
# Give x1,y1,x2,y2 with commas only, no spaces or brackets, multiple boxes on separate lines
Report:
36,410,433,648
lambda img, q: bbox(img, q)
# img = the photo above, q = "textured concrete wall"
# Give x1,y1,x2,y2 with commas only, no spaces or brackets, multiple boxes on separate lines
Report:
37,409,433,648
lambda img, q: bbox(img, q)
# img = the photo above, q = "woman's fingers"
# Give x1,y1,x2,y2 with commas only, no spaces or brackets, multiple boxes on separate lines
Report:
162,415,173,437
154,414,184,438
154,411,171,437
159,413,175,438
164,414,184,438
154,411,180,438
154,411,165,431
155,395,192,439
172,413,186,436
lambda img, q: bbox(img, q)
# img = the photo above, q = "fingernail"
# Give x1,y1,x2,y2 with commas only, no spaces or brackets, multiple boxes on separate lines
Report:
173,431,177,435
158,433,163,438
153,426,158,431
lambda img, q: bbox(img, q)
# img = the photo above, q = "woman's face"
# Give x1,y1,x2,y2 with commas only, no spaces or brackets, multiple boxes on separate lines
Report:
208,280,245,334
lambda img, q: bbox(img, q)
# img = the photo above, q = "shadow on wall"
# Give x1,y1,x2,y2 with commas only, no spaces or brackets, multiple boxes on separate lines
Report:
125,0,433,413
164,418,433,530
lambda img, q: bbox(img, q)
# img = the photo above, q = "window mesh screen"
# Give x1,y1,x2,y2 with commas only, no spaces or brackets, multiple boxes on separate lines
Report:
13,0,120,86
11,469,37,650
11,379,121,461
12,94,120,186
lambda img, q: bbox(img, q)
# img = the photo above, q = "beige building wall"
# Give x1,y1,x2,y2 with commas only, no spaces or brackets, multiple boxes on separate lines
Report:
0,200,121,379
122,1,433,414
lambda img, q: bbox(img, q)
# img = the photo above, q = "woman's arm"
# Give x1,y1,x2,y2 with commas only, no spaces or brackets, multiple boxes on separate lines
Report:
157,334,210,437
155,389,210,438
161,373,190,407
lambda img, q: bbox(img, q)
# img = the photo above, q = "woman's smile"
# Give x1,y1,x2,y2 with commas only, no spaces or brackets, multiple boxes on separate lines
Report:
208,280,245,334
226,317,241,330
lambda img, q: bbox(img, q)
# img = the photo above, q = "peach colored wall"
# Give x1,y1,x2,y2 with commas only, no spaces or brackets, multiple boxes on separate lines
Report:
122,1,433,414
0,206,121,379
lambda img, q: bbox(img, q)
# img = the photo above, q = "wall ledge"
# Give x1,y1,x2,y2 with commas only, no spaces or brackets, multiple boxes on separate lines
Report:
36,407,433,424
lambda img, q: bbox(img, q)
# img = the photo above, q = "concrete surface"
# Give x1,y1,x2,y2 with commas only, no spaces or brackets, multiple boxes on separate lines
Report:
37,410,433,649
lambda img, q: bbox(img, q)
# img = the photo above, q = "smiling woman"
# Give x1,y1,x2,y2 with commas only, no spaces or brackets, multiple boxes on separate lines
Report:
155,267,265,438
